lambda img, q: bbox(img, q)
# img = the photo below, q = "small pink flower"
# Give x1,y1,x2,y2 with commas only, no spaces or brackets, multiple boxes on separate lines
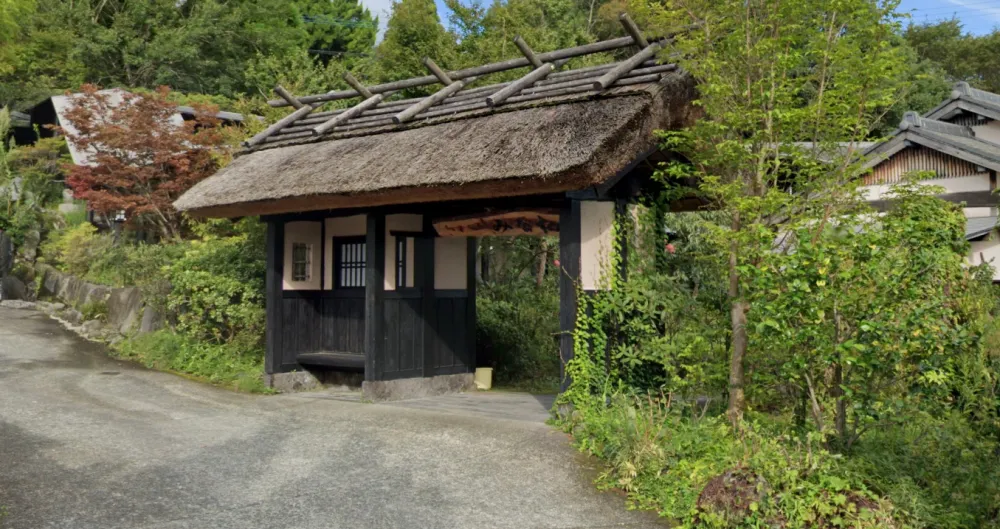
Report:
553,258,561,268
665,243,676,254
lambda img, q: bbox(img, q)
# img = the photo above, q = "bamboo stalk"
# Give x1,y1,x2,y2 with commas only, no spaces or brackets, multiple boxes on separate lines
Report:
245,104,317,147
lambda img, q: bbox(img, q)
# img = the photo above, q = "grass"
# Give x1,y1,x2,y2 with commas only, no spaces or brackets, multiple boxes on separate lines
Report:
112,330,273,393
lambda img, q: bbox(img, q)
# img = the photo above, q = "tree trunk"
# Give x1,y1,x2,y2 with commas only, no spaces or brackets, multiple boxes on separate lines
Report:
832,363,846,446
727,213,747,428
536,238,548,287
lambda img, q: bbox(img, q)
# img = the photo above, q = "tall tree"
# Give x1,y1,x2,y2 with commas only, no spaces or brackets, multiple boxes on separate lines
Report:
905,19,1000,94
371,0,456,91
633,0,911,426
294,0,378,66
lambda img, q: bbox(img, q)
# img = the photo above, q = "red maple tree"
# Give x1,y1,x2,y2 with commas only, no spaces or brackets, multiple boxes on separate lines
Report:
61,85,228,240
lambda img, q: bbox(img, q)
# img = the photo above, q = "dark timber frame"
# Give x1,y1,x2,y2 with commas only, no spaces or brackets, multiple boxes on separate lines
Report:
258,146,654,392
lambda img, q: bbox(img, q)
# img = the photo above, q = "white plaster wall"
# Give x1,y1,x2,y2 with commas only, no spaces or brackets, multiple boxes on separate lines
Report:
969,238,1000,281
973,120,1000,145
580,201,615,291
965,207,998,218
384,214,422,290
861,173,990,201
435,237,467,290
283,221,322,290
323,215,366,290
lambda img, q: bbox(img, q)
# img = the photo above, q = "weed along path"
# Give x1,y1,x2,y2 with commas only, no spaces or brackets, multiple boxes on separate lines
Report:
0,305,663,529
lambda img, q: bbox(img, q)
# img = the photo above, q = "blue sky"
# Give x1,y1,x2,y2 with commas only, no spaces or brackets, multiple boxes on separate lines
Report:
901,0,1000,34
359,0,1000,39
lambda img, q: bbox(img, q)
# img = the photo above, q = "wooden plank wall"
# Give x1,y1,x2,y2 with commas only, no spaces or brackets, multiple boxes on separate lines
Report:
278,294,365,368
865,145,980,185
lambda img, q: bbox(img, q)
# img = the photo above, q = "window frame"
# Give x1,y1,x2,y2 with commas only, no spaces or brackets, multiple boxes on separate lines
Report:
333,236,367,289
290,242,312,283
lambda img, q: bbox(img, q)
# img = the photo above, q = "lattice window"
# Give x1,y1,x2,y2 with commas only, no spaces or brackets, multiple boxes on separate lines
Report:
291,243,312,282
335,238,366,288
396,237,409,288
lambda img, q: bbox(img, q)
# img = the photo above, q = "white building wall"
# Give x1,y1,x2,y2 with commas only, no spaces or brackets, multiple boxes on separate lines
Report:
580,201,616,290
324,215,366,290
970,238,1000,281
435,237,467,290
283,221,322,291
973,120,1000,145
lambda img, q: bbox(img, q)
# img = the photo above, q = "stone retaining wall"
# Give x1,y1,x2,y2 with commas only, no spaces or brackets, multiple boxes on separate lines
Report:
36,264,161,336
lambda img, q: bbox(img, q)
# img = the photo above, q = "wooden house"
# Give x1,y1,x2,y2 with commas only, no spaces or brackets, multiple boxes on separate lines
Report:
174,16,699,398
862,83,1000,280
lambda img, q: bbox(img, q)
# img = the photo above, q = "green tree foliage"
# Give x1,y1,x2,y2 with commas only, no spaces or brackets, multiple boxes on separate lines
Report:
641,0,911,425
447,0,595,69
294,0,377,66
370,0,456,91
905,19,1000,94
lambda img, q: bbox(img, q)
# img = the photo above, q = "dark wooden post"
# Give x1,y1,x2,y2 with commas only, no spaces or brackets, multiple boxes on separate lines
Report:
466,237,478,369
364,213,386,382
558,199,581,392
265,218,284,375
420,216,436,377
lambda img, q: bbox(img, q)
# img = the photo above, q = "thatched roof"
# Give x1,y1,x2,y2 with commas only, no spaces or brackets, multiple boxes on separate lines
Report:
176,16,699,217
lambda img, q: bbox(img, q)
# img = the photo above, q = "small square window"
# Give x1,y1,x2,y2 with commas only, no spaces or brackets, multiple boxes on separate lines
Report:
291,243,312,282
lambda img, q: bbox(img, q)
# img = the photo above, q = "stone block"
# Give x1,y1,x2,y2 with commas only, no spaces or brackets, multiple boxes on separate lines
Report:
62,308,83,325
362,373,475,402
139,306,163,334
264,371,323,393
107,287,144,334
0,300,36,310
0,276,27,300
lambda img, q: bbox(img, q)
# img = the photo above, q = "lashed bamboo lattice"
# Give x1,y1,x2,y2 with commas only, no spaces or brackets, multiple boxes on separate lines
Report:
245,13,675,149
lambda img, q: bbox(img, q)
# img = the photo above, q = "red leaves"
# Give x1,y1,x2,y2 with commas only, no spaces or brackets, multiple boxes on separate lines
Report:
60,84,229,238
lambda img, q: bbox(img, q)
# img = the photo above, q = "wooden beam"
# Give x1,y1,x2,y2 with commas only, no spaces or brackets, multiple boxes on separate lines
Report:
466,236,477,370
514,36,543,68
265,219,284,375
342,72,374,99
420,215,436,377
394,76,477,124
424,58,454,85
364,213,386,381
312,92,389,135
593,43,662,90
558,200,581,393
268,36,639,107
618,13,649,47
274,85,305,109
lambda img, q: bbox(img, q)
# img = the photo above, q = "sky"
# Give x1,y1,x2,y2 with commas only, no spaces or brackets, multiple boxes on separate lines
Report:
358,0,1000,39
900,0,1000,34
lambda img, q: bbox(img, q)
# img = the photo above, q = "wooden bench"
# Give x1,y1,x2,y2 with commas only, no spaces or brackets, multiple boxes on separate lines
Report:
296,352,365,372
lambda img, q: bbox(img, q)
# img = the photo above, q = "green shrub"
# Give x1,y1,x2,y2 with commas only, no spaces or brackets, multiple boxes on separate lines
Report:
164,219,265,346
477,281,560,391
566,395,898,528
39,223,113,277
79,300,108,322
847,410,1000,529
113,329,269,393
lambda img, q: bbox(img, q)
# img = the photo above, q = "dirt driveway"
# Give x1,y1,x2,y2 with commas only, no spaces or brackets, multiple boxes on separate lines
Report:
0,306,662,529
